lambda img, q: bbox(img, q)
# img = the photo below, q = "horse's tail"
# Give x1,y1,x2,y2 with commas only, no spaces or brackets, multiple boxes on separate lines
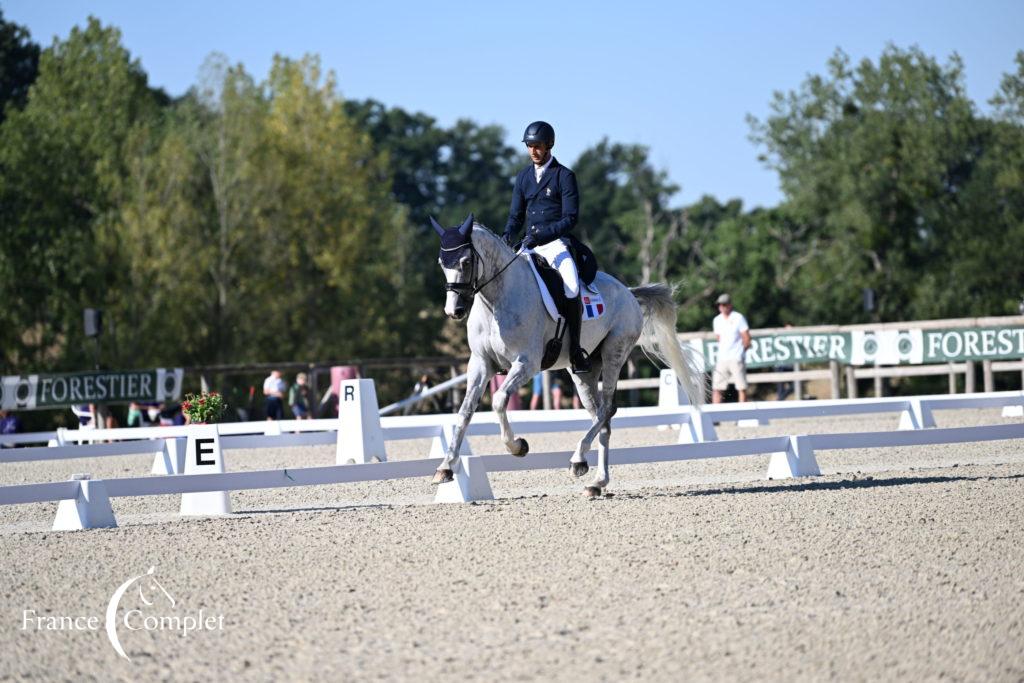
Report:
630,283,707,406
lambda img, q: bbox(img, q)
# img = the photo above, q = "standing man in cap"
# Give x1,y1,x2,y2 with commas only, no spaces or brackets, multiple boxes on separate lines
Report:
712,293,752,403
503,121,590,373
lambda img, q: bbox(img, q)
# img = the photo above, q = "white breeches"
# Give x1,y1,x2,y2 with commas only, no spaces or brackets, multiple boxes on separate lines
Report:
531,238,580,298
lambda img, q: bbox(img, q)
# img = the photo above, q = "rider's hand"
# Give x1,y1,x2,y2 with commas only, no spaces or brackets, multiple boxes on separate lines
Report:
502,232,515,247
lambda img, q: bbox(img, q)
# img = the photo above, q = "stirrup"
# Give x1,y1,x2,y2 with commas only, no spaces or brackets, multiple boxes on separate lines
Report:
570,348,592,374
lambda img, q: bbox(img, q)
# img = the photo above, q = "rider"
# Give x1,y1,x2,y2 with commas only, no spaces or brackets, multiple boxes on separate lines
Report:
503,121,591,374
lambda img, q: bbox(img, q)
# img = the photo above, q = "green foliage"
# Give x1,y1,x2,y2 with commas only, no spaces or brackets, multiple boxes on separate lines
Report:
181,390,226,424
0,9,40,122
1,15,1022,389
747,46,1018,324
0,17,163,372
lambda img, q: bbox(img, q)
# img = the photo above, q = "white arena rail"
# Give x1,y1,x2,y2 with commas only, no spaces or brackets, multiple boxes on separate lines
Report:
1,373,1020,473
1,420,1023,531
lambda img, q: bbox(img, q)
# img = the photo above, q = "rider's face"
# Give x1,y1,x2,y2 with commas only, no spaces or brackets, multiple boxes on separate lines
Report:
527,142,551,165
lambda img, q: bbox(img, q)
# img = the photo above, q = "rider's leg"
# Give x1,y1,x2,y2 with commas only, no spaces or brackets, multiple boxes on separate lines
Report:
537,240,590,374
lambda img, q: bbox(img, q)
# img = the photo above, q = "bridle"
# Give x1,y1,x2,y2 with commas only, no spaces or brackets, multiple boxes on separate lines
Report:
442,239,522,298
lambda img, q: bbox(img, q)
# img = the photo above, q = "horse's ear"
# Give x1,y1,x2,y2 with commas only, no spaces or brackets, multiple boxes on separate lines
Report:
429,216,445,237
458,213,474,236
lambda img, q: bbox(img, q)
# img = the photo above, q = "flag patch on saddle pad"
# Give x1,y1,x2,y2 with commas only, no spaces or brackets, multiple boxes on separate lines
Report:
582,293,606,320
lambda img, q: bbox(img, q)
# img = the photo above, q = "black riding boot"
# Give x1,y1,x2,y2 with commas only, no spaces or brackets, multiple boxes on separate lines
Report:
567,294,591,374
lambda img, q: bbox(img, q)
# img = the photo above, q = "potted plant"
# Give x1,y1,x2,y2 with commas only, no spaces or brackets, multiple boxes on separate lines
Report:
181,391,227,425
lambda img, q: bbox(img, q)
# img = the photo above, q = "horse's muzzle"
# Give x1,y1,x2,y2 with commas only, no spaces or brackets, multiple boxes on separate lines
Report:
448,306,467,320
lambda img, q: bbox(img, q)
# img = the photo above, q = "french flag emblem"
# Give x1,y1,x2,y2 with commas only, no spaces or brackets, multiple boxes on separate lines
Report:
582,294,605,320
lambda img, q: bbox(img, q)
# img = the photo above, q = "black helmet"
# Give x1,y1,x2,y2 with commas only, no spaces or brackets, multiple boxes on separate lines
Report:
522,121,555,147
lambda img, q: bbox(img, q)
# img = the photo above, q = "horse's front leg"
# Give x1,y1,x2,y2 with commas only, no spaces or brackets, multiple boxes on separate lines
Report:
493,358,537,457
432,355,493,484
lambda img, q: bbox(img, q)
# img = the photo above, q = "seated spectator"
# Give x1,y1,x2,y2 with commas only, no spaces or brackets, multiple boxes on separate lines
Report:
0,409,22,435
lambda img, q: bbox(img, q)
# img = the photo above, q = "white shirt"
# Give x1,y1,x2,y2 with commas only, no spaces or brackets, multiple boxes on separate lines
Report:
263,374,286,397
534,155,553,183
713,311,750,362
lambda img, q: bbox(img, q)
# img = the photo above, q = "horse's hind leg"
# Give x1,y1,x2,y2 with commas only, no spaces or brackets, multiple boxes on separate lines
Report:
587,336,634,494
569,358,603,478
493,359,536,457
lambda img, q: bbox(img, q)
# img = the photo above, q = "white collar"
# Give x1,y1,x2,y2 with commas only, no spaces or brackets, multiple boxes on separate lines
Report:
534,155,554,178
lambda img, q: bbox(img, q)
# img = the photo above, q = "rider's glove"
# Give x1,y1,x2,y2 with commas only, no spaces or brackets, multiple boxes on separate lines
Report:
502,231,516,247
523,228,540,249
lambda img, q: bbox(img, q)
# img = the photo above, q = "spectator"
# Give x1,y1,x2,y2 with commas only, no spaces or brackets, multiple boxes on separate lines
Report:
127,402,144,427
550,370,581,410
404,374,441,415
530,373,544,410
263,370,287,421
158,402,184,426
712,293,752,403
0,409,22,435
289,372,313,419
71,404,94,429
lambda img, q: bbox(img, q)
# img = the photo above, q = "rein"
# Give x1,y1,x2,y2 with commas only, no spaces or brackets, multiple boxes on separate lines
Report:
442,240,522,297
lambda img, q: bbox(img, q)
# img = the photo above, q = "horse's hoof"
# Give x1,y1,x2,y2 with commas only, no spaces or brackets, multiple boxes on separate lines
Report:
507,438,529,457
431,469,453,485
570,461,590,478
583,486,602,498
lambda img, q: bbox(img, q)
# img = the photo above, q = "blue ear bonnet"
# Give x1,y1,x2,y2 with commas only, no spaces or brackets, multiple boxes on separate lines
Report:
432,214,474,268
439,229,472,267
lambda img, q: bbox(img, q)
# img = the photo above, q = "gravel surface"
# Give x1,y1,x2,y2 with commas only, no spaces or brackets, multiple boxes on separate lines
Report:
2,407,1023,681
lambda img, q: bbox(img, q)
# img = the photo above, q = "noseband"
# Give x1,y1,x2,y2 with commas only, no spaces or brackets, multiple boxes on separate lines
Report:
441,239,522,299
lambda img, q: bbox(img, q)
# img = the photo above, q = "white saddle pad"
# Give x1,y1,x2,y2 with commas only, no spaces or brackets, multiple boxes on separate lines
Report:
526,256,604,323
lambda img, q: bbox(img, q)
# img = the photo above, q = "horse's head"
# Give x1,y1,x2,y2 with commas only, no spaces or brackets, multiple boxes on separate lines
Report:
431,213,477,320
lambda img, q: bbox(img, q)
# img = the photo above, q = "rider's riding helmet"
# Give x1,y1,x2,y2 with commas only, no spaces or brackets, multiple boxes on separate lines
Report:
522,121,555,148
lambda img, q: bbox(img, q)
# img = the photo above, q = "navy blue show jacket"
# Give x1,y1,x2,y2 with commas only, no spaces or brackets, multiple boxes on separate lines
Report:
503,157,580,246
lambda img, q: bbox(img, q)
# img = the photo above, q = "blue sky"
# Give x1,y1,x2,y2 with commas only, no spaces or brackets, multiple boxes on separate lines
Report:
6,1,1022,210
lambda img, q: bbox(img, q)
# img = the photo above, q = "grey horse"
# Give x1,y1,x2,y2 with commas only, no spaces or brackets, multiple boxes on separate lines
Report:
432,214,705,496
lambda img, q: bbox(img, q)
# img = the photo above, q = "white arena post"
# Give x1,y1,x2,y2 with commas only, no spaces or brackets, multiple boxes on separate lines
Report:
657,369,687,431
52,475,117,531
678,407,718,444
898,398,937,430
766,435,821,480
657,369,690,407
433,455,494,503
335,379,387,464
179,425,231,516
151,437,186,475
1002,405,1024,418
429,422,474,459
48,427,67,447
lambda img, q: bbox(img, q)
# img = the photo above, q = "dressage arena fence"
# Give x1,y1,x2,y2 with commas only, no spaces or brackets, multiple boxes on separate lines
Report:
1,375,1022,530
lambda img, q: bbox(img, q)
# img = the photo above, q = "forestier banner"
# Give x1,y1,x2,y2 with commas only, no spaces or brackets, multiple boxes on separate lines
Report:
694,326,1024,370
0,368,183,411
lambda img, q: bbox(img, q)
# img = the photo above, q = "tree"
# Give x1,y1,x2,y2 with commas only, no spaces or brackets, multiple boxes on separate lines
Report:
0,18,164,373
0,9,40,122
749,46,986,323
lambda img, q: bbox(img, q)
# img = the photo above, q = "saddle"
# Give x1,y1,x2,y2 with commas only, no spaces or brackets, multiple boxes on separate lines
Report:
530,238,600,369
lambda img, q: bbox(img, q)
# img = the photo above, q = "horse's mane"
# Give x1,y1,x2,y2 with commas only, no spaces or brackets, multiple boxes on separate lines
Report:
471,223,515,259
